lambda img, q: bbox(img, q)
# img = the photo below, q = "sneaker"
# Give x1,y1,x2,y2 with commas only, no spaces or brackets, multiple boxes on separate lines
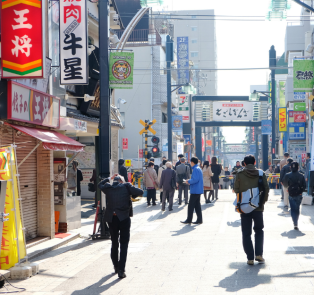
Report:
247,260,254,265
255,256,265,264
294,226,299,230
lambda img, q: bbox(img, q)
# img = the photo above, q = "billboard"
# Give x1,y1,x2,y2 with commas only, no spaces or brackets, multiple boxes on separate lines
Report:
288,110,306,140
293,59,314,92
178,95,190,123
278,107,287,132
261,120,272,135
177,37,189,85
172,116,183,132
60,0,88,84
1,0,45,78
213,102,253,121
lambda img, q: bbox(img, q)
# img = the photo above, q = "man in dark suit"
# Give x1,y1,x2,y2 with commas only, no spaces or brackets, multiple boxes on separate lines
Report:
118,159,129,183
98,174,143,279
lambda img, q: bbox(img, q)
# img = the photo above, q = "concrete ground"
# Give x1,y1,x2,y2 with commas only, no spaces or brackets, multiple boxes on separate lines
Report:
6,189,314,295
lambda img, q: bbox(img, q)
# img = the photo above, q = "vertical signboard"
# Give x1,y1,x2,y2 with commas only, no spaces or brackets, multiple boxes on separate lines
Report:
1,0,45,78
60,0,88,85
288,110,306,140
122,138,128,150
278,107,287,132
293,59,314,92
278,81,286,107
261,120,272,135
177,37,189,85
178,95,190,123
109,52,134,89
172,116,183,132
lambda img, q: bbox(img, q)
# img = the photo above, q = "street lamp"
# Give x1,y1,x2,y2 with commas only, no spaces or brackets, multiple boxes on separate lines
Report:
117,98,127,109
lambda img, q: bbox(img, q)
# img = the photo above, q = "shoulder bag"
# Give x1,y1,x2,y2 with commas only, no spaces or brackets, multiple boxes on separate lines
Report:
147,170,159,190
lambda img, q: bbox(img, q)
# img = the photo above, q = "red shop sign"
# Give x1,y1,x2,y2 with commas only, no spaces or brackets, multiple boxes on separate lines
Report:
1,0,45,78
122,138,128,150
293,112,306,123
7,81,60,128
139,149,143,158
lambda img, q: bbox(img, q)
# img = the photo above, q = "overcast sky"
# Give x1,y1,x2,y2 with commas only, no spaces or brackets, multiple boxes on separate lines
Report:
157,0,302,143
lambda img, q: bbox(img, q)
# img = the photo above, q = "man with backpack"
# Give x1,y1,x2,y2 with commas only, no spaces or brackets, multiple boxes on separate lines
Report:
280,158,293,209
282,162,306,230
176,157,190,205
233,155,269,265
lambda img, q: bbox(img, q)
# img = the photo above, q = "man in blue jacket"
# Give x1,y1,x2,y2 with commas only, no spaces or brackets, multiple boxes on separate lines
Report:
181,157,204,224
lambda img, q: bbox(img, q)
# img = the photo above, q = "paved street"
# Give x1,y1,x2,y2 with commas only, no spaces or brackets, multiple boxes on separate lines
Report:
8,189,314,295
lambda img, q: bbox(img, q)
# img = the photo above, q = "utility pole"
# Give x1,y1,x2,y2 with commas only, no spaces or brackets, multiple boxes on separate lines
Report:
166,35,173,161
269,45,276,163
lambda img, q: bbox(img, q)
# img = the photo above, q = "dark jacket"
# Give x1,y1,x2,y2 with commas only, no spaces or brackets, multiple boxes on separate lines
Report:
234,164,269,212
232,165,242,175
98,178,143,222
282,171,306,193
175,160,180,169
77,169,83,196
119,165,128,183
159,167,176,191
305,158,311,180
280,163,292,183
211,164,221,183
154,164,159,176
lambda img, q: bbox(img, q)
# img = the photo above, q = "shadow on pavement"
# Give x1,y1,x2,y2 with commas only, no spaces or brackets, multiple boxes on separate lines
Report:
281,230,306,239
227,220,241,228
71,274,121,295
171,225,196,236
285,246,314,254
81,201,96,219
218,263,271,292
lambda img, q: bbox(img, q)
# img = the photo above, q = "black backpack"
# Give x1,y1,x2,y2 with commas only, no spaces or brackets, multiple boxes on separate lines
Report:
288,175,304,197
258,170,266,205
177,166,188,185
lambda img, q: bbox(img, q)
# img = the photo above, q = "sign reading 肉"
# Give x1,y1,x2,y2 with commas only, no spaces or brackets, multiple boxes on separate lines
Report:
1,0,45,78
109,52,134,89
293,59,314,92
59,0,88,85
177,37,189,85
213,102,253,121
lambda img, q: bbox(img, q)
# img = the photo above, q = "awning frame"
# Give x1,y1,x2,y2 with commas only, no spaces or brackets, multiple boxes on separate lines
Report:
17,140,41,168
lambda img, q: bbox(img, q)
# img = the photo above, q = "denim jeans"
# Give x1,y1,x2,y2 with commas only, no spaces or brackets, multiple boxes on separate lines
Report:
240,211,264,260
289,195,303,226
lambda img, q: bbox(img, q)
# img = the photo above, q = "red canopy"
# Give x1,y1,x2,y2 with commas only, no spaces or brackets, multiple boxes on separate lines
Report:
8,124,85,152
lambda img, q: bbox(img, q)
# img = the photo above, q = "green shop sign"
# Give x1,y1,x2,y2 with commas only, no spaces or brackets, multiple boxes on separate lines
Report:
294,102,306,111
109,52,134,89
279,81,286,107
293,59,314,92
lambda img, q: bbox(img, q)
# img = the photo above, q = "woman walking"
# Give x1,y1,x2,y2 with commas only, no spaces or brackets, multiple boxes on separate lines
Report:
210,157,221,201
202,161,213,203
143,162,159,206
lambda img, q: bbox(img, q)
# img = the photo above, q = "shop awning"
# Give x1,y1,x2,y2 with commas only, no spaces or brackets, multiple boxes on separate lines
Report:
8,124,85,152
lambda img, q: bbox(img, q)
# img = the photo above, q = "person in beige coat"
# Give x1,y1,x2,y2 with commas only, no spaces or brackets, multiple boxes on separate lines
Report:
202,161,213,203
143,162,158,206
158,159,167,202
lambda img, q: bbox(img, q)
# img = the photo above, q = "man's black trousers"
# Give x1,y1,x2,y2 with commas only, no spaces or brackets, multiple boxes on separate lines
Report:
186,194,202,223
240,210,264,260
108,216,131,272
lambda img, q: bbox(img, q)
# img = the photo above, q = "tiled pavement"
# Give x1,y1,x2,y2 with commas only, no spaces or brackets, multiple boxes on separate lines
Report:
6,190,314,294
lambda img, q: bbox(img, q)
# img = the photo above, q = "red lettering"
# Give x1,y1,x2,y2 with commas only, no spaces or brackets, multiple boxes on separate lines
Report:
0,256,9,267
64,4,81,23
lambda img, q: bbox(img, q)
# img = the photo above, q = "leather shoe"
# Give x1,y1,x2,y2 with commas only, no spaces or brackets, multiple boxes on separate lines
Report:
114,267,118,274
169,209,173,211
192,221,203,225
118,270,126,279
180,220,191,224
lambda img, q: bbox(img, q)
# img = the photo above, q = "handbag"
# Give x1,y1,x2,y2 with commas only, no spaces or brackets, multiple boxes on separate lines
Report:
88,182,96,192
147,170,159,190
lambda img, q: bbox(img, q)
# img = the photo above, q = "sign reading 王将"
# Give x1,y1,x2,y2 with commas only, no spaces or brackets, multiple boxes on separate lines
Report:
1,0,45,78
59,0,88,85
8,81,60,128
213,102,253,121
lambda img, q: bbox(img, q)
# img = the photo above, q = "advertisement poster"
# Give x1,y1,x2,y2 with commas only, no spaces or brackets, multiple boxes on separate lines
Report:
172,116,183,131
0,147,26,269
290,143,307,162
278,81,286,107
293,59,314,92
213,102,253,121
288,110,306,140
109,52,134,89
177,36,189,85
278,108,287,132
288,111,306,123
60,0,88,85
1,0,45,78
261,120,272,135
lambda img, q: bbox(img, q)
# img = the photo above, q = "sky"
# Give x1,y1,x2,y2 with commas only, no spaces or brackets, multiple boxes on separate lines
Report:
156,0,302,143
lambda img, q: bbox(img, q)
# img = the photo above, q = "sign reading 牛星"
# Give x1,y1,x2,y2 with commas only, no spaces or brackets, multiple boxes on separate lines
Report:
60,0,88,84
293,59,314,92
278,107,287,132
1,0,45,78
213,102,253,121
109,52,134,89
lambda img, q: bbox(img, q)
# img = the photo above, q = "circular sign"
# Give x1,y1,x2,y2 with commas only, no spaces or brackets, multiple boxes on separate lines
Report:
112,60,131,80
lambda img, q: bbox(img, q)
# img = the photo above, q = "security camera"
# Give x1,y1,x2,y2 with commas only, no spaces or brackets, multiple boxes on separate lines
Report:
109,34,120,45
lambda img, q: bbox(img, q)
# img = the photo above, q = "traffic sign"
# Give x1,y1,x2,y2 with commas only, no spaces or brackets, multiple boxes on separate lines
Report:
125,159,131,167
139,119,156,135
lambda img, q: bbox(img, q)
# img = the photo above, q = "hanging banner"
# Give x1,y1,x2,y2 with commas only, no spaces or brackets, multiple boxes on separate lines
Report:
60,0,88,85
278,81,286,107
278,107,287,132
293,59,314,92
109,52,134,89
172,116,183,132
178,95,190,123
0,147,26,269
177,37,189,85
1,0,45,78
213,102,253,121
261,120,272,135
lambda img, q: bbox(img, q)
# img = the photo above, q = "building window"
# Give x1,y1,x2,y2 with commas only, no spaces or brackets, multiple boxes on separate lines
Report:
191,15,196,19
192,63,199,69
191,52,199,58
191,39,198,44
162,112,167,123
191,26,197,31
